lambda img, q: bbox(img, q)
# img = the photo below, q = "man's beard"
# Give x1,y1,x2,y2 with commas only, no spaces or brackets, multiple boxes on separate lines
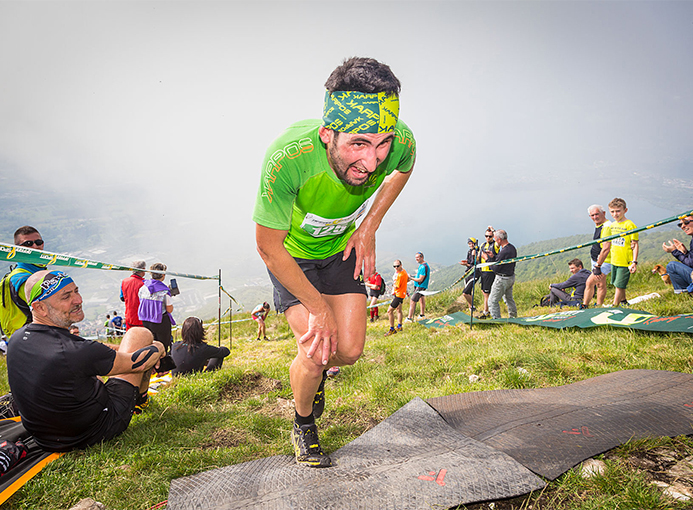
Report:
328,143,370,186
46,305,84,329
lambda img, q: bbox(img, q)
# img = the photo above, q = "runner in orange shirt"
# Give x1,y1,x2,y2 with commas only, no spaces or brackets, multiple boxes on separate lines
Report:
385,260,408,336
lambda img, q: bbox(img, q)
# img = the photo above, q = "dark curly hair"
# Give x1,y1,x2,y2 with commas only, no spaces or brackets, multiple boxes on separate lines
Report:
325,57,401,96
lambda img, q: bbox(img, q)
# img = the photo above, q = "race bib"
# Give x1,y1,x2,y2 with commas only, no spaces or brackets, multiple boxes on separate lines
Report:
300,202,368,238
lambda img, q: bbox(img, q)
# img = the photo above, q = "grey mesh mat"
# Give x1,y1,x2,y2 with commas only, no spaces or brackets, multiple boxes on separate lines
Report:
427,369,693,480
167,397,545,510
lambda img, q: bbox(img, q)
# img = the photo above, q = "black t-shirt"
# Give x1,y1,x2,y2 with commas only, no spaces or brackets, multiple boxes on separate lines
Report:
7,324,116,450
591,224,605,261
491,243,517,276
171,341,230,375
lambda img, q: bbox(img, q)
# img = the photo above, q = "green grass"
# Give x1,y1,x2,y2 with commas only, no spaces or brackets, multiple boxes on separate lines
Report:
2,261,692,509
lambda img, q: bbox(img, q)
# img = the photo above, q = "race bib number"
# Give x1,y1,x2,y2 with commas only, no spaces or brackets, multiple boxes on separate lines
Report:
612,237,626,247
300,202,368,238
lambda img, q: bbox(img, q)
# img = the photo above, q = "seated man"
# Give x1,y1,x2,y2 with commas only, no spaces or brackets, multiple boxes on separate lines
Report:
548,258,591,306
7,270,165,452
662,214,693,294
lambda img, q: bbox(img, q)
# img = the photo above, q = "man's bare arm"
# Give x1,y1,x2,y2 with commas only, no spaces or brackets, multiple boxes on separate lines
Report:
107,341,165,376
343,164,415,279
256,224,337,364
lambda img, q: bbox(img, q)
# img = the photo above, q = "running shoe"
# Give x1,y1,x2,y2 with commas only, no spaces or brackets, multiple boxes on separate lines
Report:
384,328,397,336
418,314,425,320
396,324,403,332
312,370,327,419
326,366,340,377
291,422,332,468
133,393,149,415
404,317,414,323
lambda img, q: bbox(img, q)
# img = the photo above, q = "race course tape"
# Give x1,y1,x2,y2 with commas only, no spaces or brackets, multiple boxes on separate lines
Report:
421,208,693,296
0,243,217,281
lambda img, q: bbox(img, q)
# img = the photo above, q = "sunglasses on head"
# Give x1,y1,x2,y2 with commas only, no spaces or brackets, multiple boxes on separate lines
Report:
678,219,692,228
20,239,44,247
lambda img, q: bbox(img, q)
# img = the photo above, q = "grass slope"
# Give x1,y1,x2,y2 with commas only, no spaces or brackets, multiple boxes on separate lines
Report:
1,261,692,509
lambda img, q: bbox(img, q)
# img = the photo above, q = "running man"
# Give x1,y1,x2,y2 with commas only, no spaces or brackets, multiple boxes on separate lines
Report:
253,57,416,468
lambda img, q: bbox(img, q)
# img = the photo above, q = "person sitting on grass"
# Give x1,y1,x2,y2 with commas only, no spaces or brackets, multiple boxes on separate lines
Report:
548,258,591,306
7,270,165,452
171,317,230,376
251,302,271,341
662,214,693,294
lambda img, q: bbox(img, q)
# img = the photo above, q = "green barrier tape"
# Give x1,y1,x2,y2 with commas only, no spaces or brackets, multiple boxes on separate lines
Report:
422,208,693,296
219,286,239,303
0,242,218,281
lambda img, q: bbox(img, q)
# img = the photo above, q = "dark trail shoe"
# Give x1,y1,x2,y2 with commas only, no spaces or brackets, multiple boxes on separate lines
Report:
291,423,332,468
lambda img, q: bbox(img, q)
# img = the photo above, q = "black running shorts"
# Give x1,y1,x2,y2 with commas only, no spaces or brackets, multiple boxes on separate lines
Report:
268,250,366,313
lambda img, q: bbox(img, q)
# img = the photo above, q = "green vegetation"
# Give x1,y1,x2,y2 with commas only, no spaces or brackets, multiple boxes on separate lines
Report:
1,260,692,509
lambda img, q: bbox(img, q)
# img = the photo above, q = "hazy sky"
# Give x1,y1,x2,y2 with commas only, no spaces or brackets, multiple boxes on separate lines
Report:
1,0,691,285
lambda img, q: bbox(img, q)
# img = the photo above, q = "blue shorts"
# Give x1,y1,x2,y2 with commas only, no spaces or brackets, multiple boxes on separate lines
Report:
591,259,612,275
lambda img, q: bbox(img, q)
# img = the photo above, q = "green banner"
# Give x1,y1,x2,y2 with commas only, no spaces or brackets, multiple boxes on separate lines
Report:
0,242,218,281
420,307,693,334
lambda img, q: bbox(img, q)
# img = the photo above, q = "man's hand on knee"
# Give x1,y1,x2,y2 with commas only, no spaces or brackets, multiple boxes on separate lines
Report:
299,307,338,366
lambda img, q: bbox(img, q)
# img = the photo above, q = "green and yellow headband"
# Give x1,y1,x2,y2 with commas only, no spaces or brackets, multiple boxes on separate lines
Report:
28,271,74,305
322,90,399,134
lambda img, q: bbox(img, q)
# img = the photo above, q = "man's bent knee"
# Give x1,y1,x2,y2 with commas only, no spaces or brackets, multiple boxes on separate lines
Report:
119,326,154,351
335,345,364,366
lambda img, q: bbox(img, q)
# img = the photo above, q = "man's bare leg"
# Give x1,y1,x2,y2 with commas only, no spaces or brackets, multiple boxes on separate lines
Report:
483,292,490,313
112,327,155,391
596,278,607,306
614,287,626,306
286,293,367,418
285,293,366,468
407,299,417,320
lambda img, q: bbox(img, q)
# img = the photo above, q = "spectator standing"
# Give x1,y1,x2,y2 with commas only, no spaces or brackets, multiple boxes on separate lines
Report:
662,214,693,294
460,237,479,313
594,198,638,306
110,311,124,337
487,230,517,319
171,317,230,375
7,270,164,451
1,226,47,340
104,314,111,338
406,252,430,321
252,57,415,467
251,302,271,341
386,260,408,336
365,270,384,322
138,263,176,353
582,205,612,308
548,259,591,306
120,261,146,330
477,227,499,319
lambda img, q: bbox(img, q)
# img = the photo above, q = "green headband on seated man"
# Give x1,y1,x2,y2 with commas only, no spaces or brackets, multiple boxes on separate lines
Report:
322,90,399,134
28,271,74,305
